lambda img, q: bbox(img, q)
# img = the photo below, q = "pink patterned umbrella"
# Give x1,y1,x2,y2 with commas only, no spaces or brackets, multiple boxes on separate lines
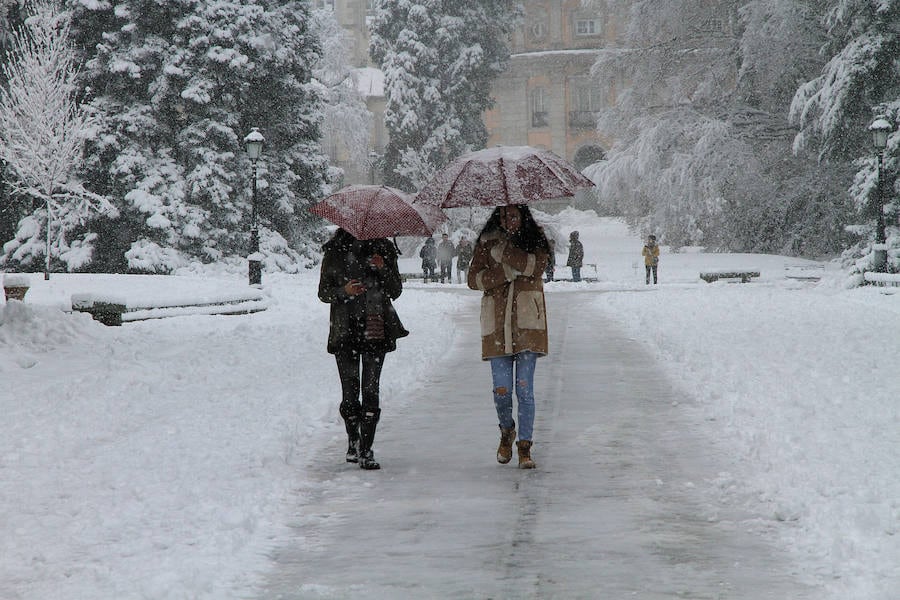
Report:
415,145,595,208
309,185,446,240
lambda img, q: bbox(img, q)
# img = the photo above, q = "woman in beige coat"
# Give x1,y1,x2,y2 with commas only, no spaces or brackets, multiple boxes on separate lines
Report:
467,205,550,468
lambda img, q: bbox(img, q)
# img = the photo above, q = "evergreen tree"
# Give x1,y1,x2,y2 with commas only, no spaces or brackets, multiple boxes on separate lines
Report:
789,0,900,272
370,0,515,191
70,0,329,273
0,1,27,251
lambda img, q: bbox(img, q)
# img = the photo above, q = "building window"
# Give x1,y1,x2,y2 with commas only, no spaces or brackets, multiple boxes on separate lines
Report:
575,19,599,36
569,86,601,130
531,88,548,128
687,13,730,35
572,86,601,112
314,0,335,10
529,20,547,40
367,0,377,16
699,16,727,33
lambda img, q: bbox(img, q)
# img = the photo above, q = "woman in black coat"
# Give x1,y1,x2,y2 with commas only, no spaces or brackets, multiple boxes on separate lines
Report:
318,229,408,470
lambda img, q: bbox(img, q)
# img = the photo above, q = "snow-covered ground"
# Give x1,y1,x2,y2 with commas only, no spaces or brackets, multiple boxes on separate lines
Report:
2,208,898,599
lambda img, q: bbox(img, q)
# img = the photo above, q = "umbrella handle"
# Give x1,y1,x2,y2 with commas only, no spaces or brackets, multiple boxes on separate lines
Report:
393,236,402,255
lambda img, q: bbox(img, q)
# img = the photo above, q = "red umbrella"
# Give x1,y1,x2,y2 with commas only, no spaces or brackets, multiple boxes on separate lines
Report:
309,185,446,240
415,145,595,208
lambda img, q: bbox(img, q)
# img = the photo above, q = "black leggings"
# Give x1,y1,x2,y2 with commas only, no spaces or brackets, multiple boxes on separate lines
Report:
335,350,386,418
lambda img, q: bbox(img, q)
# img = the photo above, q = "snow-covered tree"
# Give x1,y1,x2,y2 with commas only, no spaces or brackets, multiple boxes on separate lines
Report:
70,0,329,273
737,0,826,110
789,0,900,272
0,0,113,278
370,0,516,191
310,6,371,186
586,0,853,254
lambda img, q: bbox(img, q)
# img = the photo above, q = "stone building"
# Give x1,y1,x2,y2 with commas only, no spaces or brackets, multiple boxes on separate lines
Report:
487,1,617,172
318,0,738,183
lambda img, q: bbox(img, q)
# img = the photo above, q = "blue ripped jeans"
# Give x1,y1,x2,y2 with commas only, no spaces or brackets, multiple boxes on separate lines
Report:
489,351,538,441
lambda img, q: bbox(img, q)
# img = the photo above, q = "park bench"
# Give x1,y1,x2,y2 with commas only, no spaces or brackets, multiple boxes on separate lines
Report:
699,270,760,283
863,272,900,287
72,291,267,326
402,263,600,284
784,264,825,281
548,263,598,283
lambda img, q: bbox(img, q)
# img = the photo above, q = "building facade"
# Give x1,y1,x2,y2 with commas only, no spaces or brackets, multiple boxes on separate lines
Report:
319,0,738,183
486,1,618,171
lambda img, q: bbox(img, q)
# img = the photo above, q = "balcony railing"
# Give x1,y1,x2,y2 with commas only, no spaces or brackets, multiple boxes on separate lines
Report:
568,111,596,129
531,111,549,128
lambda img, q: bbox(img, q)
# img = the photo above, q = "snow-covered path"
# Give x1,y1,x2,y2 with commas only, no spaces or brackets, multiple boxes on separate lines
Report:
260,291,816,599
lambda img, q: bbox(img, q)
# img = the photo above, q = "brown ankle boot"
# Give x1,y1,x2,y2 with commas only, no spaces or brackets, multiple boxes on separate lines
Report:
497,426,516,464
516,440,535,469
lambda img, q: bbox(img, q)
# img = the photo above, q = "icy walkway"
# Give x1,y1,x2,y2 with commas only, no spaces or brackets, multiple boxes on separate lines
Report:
260,291,815,599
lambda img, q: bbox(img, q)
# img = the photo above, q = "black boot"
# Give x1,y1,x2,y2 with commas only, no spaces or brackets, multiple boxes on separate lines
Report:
358,408,382,470
340,403,361,463
344,416,360,463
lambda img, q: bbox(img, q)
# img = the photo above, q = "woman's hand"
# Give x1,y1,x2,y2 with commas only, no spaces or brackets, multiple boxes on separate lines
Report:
344,279,366,296
369,254,385,269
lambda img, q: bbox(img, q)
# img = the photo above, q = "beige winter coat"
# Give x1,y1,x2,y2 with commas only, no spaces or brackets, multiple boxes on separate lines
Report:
467,231,550,360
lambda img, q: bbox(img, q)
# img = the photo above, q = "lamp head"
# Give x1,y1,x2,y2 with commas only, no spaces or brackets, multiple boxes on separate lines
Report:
868,117,892,150
244,127,265,161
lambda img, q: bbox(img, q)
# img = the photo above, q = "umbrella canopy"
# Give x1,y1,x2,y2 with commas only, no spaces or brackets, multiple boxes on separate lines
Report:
309,185,446,240
415,145,595,208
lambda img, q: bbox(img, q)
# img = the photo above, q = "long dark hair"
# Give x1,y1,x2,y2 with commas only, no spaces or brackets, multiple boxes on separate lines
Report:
323,228,398,261
478,205,550,253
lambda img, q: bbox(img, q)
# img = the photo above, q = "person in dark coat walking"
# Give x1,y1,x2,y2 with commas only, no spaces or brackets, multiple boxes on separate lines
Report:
456,238,474,283
419,237,437,282
318,229,408,470
544,239,556,282
437,233,456,283
566,230,584,282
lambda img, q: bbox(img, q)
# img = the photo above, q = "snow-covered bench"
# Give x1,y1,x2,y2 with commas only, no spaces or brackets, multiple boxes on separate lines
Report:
699,270,760,283
784,264,824,281
863,272,900,287
551,263,599,283
72,291,268,326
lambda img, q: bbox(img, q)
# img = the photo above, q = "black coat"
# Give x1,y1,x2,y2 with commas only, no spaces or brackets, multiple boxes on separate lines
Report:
318,232,408,354
419,239,437,269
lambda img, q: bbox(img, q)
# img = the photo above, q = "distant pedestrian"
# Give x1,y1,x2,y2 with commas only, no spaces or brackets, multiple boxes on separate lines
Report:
642,234,659,285
437,233,456,283
456,237,474,283
419,237,436,282
566,231,584,282
318,229,409,470
544,239,556,282
467,205,550,469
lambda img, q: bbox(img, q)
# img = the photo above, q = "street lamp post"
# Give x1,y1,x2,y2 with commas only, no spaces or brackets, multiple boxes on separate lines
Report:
244,127,265,286
869,117,892,273
368,150,380,185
